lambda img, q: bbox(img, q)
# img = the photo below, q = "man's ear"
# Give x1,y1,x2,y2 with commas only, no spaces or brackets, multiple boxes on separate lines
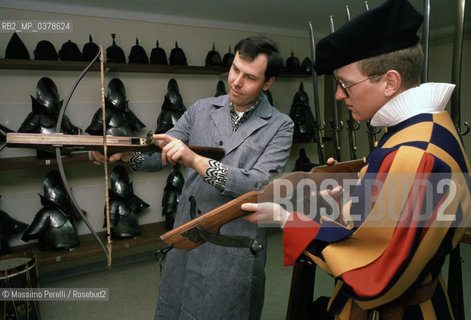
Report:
384,70,402,97
263,76,275,91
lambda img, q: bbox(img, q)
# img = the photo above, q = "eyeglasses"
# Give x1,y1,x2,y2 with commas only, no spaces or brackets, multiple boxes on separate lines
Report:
335,74,383,97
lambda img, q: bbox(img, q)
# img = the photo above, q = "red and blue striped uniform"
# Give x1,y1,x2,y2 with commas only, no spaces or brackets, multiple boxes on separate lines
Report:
283,111,471,319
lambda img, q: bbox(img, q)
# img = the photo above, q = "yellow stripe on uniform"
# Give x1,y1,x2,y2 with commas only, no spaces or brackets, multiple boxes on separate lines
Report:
356,187,463,309
381,121,433,149
433,112,471,170
322,146,425,277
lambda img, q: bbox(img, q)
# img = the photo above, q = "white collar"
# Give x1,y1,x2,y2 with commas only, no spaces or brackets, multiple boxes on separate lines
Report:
370,83,455,127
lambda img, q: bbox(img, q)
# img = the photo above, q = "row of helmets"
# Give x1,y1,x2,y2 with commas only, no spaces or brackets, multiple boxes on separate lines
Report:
0,164,185,254
0,162,184,254
9,75,281,158
4,32,230,67
4,32,312,72
9,75,308,156
8,72,311,146
0,166,148,254
11,76,206,158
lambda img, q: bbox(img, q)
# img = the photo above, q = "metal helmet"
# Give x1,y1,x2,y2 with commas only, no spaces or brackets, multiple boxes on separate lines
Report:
59,40,82,61
82,34,100,61
155,79,185,133
109,165,132,199
34,40,58,60
205,42,222,67
129,38,149,64
166,78,184,109
289,82,316,141
106,34,126,63
0,209,28,254
215,80,227,97
40,170,69,208
106,78,128,111
285,50,301,72
169,41,187,66
165,164,185,190
301,57,312,74
35,77,61,112
293,82,309,105
222,45,234,68
5,32,30,60
150,40,168,65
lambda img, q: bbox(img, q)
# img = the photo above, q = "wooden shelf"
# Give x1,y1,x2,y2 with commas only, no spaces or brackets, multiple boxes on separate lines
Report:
0,58,309,78
0,152,91,170
8,221,168,266
0,58,226,75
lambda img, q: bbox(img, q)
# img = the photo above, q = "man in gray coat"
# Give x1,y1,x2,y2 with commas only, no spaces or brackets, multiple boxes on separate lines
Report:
92,35,294,320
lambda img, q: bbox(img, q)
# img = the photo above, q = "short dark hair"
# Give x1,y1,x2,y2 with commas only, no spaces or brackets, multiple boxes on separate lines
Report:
234,35,283,81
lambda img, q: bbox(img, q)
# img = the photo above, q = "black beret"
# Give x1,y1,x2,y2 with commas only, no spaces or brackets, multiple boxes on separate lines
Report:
314,0,423,75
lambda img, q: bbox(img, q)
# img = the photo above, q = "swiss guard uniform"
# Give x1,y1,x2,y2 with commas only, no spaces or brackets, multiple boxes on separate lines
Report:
282,0,471,319
283,83,471,319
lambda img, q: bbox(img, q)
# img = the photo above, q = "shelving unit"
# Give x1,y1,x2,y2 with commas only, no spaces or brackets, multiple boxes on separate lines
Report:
10,221,168,266
0,152,90,170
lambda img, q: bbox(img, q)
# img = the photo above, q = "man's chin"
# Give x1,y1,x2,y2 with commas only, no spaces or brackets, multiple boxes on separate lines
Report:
351,113,361,121
351,113,367,122
230,95,243,105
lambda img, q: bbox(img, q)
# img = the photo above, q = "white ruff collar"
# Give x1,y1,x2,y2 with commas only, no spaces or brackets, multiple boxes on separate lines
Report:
370,83,455,127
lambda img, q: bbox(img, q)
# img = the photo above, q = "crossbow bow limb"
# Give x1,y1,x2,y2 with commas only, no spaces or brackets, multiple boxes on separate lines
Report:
55,47,112,267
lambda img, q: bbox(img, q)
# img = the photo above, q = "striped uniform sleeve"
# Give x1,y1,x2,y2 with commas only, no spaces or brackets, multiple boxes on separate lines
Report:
321,146,468,310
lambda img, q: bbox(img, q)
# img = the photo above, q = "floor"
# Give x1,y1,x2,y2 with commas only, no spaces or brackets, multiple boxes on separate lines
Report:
38,230,470,320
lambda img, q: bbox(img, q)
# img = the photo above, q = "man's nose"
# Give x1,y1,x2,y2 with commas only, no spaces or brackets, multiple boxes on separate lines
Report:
233,74,243,86
335,85,347,100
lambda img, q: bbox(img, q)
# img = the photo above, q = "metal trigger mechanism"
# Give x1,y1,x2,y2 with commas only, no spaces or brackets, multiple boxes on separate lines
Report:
145,130,154,145
153,244,174,275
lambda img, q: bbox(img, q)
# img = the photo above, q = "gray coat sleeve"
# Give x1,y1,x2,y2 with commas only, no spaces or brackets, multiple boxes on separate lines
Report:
137,152,165,172
223,116,294,197
132,102,194,172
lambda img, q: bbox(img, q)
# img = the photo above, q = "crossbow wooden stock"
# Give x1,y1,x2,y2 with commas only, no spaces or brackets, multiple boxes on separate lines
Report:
160,159,364,253
5,132,226,160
